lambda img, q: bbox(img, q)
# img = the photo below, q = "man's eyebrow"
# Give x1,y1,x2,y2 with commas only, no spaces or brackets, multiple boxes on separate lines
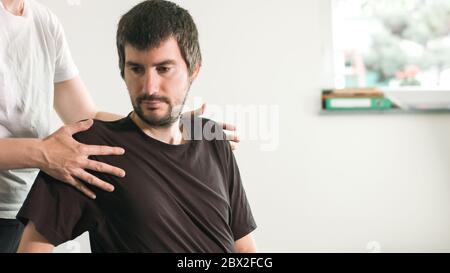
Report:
126,61,143,67
153,60,176,66
125,60,176,67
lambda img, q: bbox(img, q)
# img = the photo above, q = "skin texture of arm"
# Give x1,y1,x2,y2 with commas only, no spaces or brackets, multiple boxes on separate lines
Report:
54,76,122,123
17,221,55,253
0,139,45,170
234,233,257,253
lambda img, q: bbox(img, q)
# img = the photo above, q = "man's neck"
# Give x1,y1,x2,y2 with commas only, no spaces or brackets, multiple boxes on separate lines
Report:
1,0,25,16
130,112,187,145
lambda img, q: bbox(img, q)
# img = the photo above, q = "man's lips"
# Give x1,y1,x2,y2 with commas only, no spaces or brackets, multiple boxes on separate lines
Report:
141,100,166,108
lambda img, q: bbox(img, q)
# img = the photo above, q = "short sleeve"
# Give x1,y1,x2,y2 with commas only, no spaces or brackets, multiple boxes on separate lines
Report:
226,144,257,241
52,16,79,83
16,172,100,246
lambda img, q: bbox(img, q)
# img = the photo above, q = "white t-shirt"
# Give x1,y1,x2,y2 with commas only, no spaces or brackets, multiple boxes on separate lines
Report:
0,0,78,218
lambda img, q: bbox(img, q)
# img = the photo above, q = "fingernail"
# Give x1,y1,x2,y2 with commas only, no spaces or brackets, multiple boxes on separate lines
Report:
92,194,97,199
121,171,126,177
109,186,115,192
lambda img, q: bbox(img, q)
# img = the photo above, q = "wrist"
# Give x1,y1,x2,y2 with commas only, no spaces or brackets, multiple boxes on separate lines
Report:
29,139,47,170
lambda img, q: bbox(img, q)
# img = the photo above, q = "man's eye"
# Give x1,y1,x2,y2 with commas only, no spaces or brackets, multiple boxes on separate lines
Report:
157,66,170,73
131,67,144,74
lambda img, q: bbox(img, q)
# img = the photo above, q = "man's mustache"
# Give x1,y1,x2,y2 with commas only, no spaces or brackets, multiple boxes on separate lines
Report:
136,94,170,105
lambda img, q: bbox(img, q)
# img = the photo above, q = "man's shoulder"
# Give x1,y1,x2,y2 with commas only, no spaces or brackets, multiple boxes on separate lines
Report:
73,118,130,144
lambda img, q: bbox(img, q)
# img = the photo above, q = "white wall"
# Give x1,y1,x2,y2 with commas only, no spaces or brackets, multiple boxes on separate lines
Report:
40,0,450,253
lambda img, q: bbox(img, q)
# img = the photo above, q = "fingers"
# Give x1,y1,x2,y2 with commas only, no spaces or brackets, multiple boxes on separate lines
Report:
225,131,239,150
198,103,206,116
82,144,125,156
73,169,115,193
66,119,94,135
191,103,206,117
225,133,240,143
65,176,97,199
85,159,126,178
183,103,206,118
230,142,237,151
217,122,236,132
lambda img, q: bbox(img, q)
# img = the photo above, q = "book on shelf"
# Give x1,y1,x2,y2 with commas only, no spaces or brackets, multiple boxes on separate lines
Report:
322,88,395,110
324,97,393,110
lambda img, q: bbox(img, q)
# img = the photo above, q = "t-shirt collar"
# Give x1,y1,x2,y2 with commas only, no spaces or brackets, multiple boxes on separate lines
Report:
0,0,31,19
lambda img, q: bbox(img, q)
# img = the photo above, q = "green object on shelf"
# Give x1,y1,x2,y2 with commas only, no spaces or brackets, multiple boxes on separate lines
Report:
325,97,393,110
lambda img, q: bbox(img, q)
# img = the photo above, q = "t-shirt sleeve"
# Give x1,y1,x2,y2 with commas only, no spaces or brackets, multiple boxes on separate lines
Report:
226,144,257,241
52,15,79,83
16,171,100,246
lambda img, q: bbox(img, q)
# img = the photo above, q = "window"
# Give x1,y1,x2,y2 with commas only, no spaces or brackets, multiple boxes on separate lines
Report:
332,0,450,89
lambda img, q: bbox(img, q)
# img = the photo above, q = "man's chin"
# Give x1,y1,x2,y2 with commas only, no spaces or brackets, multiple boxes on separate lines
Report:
136,112,174,127
139,104,165,115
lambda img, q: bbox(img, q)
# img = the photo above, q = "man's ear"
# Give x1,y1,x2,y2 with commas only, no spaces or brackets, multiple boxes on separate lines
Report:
190,64,201,83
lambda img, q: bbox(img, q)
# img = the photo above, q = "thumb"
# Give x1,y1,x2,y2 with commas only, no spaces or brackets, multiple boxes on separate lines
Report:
67,119,94,135
182,103,206,118
193,103,206,117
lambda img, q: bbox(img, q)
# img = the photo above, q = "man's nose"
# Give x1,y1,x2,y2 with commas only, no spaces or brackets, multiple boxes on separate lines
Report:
143,69,160,95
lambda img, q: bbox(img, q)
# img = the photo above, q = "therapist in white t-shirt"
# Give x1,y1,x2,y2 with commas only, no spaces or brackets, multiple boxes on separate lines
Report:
0,0,129,253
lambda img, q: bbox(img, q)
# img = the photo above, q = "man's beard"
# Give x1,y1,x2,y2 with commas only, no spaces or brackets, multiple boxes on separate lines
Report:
132,90,189,128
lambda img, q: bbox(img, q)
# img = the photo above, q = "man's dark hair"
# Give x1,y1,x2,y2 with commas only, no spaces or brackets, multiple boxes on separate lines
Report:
116,0,202,78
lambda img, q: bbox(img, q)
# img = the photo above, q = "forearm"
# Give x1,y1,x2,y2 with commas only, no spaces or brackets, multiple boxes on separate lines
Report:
234,233,257,253
0,139,45,170
17,222,55,253
94,111,124,122
235,245,257,253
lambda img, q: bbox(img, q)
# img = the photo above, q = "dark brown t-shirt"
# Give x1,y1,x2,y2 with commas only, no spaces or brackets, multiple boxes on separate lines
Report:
16,116,256,253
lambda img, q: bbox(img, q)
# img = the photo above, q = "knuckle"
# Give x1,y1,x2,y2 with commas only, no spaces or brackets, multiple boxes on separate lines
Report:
62,175,72,183
85,176,93,185
75,158,85,166
78,145,88,154
100,146,109,154
94,163,103,172
89,176,98,185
